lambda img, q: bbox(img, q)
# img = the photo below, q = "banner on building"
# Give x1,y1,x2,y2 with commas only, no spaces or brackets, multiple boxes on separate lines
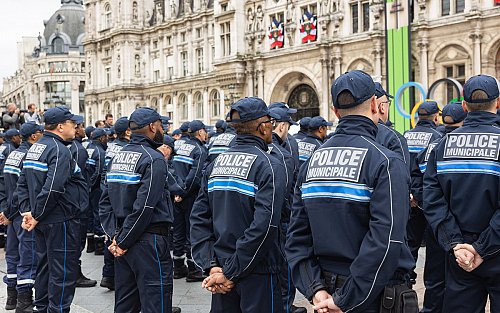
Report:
300,11,317,43
269,19,284,49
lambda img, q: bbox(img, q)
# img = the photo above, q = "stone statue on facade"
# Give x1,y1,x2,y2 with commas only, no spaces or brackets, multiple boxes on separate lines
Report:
135,55,141,75
133,2,139,21
171,1,177,18
117,55,121,78
247,8,255,32
255,6,264,32
286,0,295,22
184,0,193,14
156,2,163,23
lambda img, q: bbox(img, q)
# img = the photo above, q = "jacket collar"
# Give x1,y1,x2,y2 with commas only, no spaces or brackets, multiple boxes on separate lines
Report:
335,115,378,140
463,111,500,127
44,131,72,145
272,133,284,145
236,134,269,152
416,120,437,129
130,133,162,149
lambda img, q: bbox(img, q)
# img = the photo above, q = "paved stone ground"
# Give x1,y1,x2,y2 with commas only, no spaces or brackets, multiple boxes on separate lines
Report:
0,247,490,312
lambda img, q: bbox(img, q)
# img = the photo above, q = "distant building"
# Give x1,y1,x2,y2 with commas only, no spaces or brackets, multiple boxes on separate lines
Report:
2,0,85,115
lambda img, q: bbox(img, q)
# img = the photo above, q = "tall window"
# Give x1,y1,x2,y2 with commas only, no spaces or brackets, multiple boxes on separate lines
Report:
362,2,370,32
153,57,160,82
220,22,231,56
456,0,465,13
196,48,204,74
210,90,220,117
52,37,64,54
301,4,317,15
351,2,369,33
105,3,112,29
194,93,203,118
445,64,466,103
352,4,359,33
105,67,111,87
441,0,450,15
179,94,188,119
151,98,159,111
163,96,172,115
181,51,188,76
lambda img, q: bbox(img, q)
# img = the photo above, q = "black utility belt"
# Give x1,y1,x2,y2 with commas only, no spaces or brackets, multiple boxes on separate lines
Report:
145,223,171,236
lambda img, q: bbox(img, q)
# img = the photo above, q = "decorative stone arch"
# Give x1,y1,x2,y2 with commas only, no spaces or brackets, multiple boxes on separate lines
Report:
268,67,321,105
429,41,473,66
76,33,85,46
345,58,374,74
47,31,72,46
483,33,500,77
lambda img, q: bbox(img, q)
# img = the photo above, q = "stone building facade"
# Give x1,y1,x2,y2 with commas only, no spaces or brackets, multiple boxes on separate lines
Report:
2,0,86,115
87,0,500,126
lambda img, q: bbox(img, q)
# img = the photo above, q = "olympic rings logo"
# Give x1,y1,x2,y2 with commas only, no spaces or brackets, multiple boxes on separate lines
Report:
393,78,463,128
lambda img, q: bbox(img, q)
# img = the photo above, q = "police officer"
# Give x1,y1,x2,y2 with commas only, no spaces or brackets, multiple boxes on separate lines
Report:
86,128,109,255
161,116,173,135
209,119,227,146
294,117,311,142
172,120,208,282
411,101,466,313
0,129,22,248
99,107,173,313
374,82,410,166
423,75,500,312
69,115,98,289
174,121,191,153
298,116,332,166
0,122,42,312
404,100,442,284
191,97,286,312
286,70,415,313
99,117,131,291
82,126,95,149
17,106,86,313
207,122,237,164
172,129,182,141
269,102,300,166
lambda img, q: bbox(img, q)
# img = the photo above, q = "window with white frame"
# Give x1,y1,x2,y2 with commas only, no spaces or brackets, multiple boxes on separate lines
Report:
269,12,284,24
210,90,220,117
179,94,188,119
196,48,204,74
220,22,231,56
442,0,465,15
445,64,465,103
104,3,112,29
351,2,370,33
153,58,160,82
181,51,188,76
195,93,203,118
300,3,317,15
105,67,111,87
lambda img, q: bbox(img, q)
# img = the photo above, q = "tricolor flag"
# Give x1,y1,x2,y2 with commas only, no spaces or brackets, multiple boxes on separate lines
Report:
300,11,317,43
268,19,284,49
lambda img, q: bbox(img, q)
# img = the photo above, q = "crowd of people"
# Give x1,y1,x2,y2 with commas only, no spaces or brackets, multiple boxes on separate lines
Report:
0,71,498,313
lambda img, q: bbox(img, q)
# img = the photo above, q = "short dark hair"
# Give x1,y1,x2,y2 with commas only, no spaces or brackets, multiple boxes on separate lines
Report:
336,91,369,116
28,104,36,110
95,120,104,128
230,111,260,135
105,114,113,119
45,123,58,131
466,90,497,112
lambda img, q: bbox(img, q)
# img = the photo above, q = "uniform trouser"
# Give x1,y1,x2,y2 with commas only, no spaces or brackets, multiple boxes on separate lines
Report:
90,188,104,237
78,217,88,253
33,219,80,313
3,215,37,292
407,207,427,280
211,273,282,313
279,223,296,313
421,225,445,313
102,239,115,278
443,251,500,313
173,194,196,259
114,232,173,313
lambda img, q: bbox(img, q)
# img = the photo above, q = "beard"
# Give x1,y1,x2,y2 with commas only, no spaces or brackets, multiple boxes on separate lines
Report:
153,129,164,144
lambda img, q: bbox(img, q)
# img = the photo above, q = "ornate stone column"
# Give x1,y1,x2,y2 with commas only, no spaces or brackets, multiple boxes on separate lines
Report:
470,31,482,75
320,46,330,119
256,59,264,99
246,60,255,97
418,39,429,89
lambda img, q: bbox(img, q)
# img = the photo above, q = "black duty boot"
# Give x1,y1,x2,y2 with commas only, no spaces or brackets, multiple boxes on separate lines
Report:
172,306,181,313
173,258,188,279
0,235,6,249
94,238,105,256
5,287,17,310
15,290,33,313
291,305,307,313
186,260,205,283
100,277,115,291
86,236,95,253
76,271,97,288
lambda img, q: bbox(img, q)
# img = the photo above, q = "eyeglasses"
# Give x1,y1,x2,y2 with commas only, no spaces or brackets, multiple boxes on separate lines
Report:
381,100,392,106
256,118,276,130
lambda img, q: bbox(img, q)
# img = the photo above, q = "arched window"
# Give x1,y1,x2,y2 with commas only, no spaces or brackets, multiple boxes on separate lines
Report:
194,92,203,118
210,90,220,118
179,94,188,120
163,96,172,115
52,37,64,54
151,98,159,111
103,101,111,117
117,103,122,118
105,3,112,29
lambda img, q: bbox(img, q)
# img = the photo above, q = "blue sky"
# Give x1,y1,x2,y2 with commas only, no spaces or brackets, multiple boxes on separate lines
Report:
0,0,61,90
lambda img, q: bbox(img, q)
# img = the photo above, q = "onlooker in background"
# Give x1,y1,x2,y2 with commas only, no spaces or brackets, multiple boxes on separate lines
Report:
95,120,105,128
104,114,114,128
3,103,22,130
23,104,44,125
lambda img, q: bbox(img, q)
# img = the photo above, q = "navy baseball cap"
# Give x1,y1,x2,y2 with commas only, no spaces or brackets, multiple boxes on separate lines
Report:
108,127,115,135
463,75,500,103
20,122,43,137
172,129,181,136
44,106,79,124
85,126,95,138
163,135,175,150
418,101,440,116
269,107,297,125
92,128,110,140
114,117,130,133
309,116,333,129
73,115,84,125
268,102,298,114
189,120,206,133
442,102,467,124
299,117,311,129
5,129,20,138
161,116,173,124
215,119,226,129
179,122,190,132
230,97,279,122
374,82,393,99
129,107,161,129
0,133,4,138
331,70,376,109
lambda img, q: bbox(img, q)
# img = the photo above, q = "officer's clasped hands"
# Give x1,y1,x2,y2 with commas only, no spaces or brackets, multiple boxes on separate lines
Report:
20,212,38,231
0,212,11,225
108,238,127,257
312,290,343,313
453,244,484,272
201,267,234,295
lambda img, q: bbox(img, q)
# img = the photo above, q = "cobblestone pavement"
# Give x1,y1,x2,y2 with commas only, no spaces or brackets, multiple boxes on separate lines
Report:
0,247,490,312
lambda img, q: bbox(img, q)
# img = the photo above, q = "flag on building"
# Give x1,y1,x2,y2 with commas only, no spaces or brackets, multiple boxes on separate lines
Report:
300,11,317,43
268,19,284,49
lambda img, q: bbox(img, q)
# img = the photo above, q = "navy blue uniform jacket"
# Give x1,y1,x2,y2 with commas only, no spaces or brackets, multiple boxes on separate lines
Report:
172,137,208,196
423,111,500,257
17,132,88,224
0,141,17,211
404,120,442,175
86,141,106,191
298,134,323,166
190,135,286,281
207,130,236,164
99,134,173,250
286,116,414,312
376,120,410,170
